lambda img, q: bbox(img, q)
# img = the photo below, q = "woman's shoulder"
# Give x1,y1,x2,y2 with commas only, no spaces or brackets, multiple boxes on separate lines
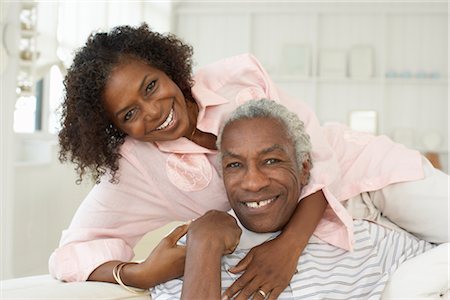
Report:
193,53,268,93
195,53,263,79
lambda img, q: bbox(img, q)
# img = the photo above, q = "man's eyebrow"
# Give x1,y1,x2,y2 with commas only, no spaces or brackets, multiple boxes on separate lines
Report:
114,74,149,118
221,150,240,159
260,144,287,155
221,144,287,158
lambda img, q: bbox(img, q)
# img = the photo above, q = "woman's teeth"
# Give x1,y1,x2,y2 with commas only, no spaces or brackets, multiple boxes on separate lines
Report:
244,198,275,208
156,108,174,130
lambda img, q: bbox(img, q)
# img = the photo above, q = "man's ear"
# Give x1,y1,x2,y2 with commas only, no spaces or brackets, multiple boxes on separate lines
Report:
299,159,312,186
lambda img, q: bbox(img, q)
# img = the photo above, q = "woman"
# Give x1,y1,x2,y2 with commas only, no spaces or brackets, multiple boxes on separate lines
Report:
50,23,447,298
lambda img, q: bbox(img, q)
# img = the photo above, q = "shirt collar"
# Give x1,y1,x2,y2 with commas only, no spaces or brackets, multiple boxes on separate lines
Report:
228,210,279,251
228,210,325,250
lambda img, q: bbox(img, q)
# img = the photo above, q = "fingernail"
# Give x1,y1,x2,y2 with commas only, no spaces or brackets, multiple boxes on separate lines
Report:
221,295,229,300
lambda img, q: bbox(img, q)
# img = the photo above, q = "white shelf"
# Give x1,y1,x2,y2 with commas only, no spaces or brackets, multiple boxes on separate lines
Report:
317,77,383,85
173,2,448,169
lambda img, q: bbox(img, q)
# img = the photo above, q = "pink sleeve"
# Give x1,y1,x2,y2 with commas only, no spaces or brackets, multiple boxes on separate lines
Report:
48,146,172,282
49,237,133,282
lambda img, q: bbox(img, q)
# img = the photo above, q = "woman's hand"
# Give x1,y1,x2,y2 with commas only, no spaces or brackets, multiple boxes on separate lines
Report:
89,223,190,289
223,235,303,300
129,223,190,288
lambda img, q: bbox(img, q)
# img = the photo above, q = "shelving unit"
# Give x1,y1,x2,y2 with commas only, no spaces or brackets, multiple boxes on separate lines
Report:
173,2,448,170
14,1,40,133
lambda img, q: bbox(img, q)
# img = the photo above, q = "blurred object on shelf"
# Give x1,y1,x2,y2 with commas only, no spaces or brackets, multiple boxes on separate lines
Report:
392,128,414,149
349,110,377,135
385,70,442,79
319,49,346,78
424,152,442,170
421,130,442,152
281,44,311,77
349,45,374,79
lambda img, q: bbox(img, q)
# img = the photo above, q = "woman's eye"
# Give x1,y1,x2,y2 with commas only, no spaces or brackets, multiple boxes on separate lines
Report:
123,109,136,122
145,80,156,93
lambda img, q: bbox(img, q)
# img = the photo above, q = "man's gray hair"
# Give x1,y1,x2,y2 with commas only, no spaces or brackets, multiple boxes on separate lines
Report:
216,99,312,170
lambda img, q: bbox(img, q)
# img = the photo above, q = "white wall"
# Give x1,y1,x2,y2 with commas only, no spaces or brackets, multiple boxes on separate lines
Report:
13,145,93,277
1,2,20,280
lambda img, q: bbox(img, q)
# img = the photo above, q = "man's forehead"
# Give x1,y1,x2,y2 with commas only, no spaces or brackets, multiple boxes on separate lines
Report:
225,117,284,131
221,118,292,151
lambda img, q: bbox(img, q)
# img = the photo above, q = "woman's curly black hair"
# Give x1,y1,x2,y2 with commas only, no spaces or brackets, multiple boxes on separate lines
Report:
58,23,194,184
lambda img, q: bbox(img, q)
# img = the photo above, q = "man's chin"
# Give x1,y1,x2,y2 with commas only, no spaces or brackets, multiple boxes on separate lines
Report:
241,220,281,233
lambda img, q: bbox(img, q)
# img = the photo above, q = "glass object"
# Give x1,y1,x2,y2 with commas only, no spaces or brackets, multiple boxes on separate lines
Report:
19,6,37,31
14,96,37,133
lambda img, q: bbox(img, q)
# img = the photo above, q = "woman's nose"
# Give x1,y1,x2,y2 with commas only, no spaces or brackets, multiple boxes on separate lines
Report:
240,166,270,192
143,102,160,122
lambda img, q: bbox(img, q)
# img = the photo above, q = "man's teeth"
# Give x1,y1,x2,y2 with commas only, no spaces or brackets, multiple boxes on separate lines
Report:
156,108,174,130
244,198,275,208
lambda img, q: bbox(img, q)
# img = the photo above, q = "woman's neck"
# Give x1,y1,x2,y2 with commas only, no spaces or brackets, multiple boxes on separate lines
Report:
186,100,217,150
191,129,217,150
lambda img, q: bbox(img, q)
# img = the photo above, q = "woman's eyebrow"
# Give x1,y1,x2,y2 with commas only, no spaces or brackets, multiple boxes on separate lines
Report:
139,74,149,91
114,74,150,117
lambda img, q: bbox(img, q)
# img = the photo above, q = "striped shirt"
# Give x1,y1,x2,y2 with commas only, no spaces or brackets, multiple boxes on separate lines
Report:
151,219,433,300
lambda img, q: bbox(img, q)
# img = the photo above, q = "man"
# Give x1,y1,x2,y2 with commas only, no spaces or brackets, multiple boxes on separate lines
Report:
151,99,441,300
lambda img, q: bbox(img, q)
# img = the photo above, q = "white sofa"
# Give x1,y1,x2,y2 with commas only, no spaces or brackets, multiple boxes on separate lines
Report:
1,243,448,300
1,274,150,300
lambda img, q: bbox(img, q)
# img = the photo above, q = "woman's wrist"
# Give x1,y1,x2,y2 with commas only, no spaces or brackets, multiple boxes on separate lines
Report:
277,189,328,255
120,261,154,289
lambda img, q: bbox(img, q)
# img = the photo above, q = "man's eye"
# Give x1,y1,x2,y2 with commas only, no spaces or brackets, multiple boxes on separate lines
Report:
226,162,242,169
146,80,156,93
265,158,280,165
124,109,136,122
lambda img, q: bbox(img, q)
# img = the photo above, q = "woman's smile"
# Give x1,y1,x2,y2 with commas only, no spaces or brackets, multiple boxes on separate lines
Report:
155,107,174,131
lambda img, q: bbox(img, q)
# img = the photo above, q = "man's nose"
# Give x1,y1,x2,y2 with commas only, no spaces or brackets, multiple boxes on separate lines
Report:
240,166,270,192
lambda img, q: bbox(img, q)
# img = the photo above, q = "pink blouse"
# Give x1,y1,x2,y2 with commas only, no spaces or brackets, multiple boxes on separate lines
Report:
49,54,424,282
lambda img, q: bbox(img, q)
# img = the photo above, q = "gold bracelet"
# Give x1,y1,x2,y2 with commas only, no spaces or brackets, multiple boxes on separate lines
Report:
112,262,149,295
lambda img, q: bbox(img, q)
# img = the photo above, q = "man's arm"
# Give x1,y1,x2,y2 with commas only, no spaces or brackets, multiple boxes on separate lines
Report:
181,234,224,299
181,210,242,300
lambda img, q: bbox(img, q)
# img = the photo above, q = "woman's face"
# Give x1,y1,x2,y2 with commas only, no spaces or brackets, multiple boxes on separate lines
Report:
102,58,193,142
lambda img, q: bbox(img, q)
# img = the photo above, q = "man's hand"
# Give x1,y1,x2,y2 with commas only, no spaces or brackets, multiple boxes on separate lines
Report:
223,235,302,300
187,210,242,255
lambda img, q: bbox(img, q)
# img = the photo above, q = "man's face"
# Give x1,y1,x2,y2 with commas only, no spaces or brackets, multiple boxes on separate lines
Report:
220,117,308,233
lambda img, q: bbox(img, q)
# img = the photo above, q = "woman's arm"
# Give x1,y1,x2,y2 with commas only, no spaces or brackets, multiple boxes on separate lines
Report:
88,223,189,289
223,189,327,300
